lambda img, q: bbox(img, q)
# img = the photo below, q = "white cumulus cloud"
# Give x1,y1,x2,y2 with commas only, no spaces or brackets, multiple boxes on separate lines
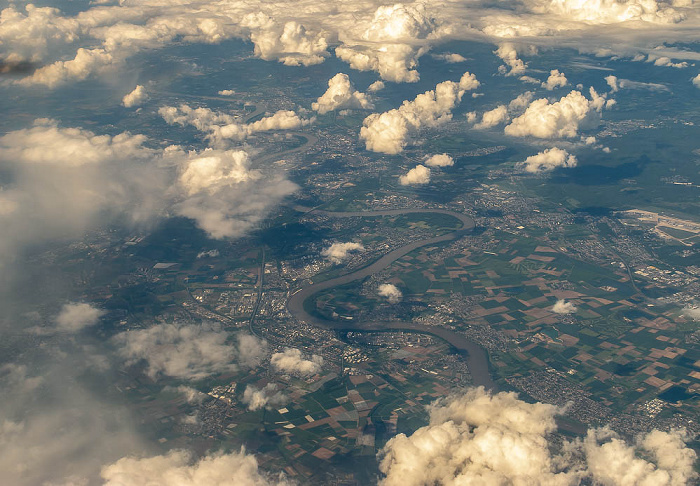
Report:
101,448,292,486
322,241,364,264
424,153,454,167
495,43,527,76
432,52,468,63
270,348,323,376
505,88,612,139
171,148,298,239
542,69,568,90
519,148,578,173
312,73,374,114
682,306,700,320
55,303,104,333
474,105,509,129
242,384,288,411
335,3,436,83
605,74,670,92
160,105,312,148
399,164,431,185
378,283,402,303
379,387,697,486
552,299,578,314
122,84,148,108
693,74,700,88
360,72,479,154
113,322,267,381
367,80,385,92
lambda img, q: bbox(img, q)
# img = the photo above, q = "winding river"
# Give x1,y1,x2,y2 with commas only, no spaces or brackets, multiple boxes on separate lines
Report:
286,208,497,391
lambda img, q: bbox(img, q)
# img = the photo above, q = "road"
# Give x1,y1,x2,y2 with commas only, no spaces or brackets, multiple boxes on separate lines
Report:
286,208,497,391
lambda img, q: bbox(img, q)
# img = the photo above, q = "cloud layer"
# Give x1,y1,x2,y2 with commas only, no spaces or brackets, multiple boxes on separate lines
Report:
0,119,165,262
3,0,700,88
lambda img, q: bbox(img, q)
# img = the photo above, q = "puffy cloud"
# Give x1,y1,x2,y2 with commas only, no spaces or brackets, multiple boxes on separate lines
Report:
113,322,267,381
605,74,669,92
218,89,235,96
495,43,527,76
542,69,568,90
335,3,436,83
0,4,80,64
122,84,148,107
322,241,364,264
242,14,329,67
552,299,578,314
160,105,312,148
682,306,700,320
172,148,298,239
360,72,479,154
270,348,323,376
399,164,431,185
367,80,385,92
178,150,256,196
378,283,402,303
470,92,537,131
519,148,578,173
0,118,151,166
509,91,535,111
242,384,288,411
473,105,509,129
606,75,620,92
379,387,697,486
432,52,468,63
55,302,104,332
580,427,697,486
424,153,454,167
19,47,116,88
693,74,700,88
312,73,374,114
650,55,688,68
379,387,570,485
236,333,270,368
505,88,612,139
101,449,292,485
247,110,313,132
